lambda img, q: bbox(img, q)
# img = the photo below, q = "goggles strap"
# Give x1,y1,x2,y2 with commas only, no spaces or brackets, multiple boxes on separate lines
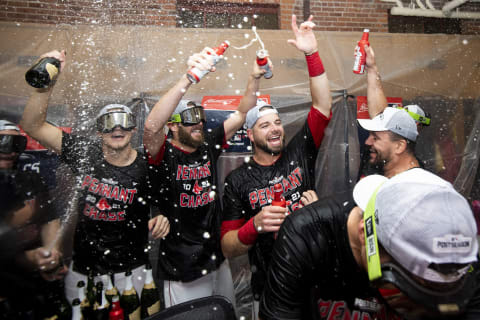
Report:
364,183,385,281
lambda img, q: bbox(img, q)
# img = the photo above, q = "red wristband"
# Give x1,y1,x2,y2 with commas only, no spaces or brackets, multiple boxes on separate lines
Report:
237,217,258,245
305,51,325,77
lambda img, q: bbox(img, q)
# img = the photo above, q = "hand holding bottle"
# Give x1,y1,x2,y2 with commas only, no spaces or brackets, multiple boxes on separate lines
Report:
25,49,66,88
186,42,229,83
253,205,288,234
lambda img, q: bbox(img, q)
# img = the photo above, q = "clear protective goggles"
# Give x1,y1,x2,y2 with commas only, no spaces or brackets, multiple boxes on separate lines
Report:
96,112,136,133
0,134,27,154
170,106,206,126
363,186,476,316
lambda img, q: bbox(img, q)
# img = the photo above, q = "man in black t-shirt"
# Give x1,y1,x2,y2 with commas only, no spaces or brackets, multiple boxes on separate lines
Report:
21,50,170,303
143,46,271,308
260,169,480,320
0,119,65,317
220,15,332,316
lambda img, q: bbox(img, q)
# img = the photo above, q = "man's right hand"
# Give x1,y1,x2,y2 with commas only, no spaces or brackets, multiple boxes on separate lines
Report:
39,50,67,74
187,47,216,73
253,205,288,233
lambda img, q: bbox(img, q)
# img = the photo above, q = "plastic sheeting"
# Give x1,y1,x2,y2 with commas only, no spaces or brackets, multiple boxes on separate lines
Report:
1,22,480,318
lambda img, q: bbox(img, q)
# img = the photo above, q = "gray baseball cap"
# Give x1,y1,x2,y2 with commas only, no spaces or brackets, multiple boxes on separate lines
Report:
353,169,478,283
245,100,278,129
358,107,418,141
0,120,20,132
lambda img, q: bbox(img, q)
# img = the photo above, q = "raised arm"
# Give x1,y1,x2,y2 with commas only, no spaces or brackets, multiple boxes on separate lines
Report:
20,50,67,154
143,48,215,158
365,45,388,118
288,15,331,118
223,60,270,140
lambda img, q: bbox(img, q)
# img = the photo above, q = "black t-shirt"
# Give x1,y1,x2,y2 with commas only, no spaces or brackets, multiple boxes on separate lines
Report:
147,126,226,282
60,132,150,274
222,119,318,299
259,196,401,320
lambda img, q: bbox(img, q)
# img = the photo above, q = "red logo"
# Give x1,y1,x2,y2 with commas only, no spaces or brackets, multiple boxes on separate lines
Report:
96,197,112,211
193,181,203,195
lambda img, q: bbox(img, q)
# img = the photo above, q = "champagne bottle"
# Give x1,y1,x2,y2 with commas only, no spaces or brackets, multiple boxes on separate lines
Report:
272,183,287,240
93,282,110,320
120,270,141,320
256,49,273,79
72,298,83,320
77,280,92,319
25,57,61,88
186,41,230,83
140,264,161,318
87,270,98,308
109,295,125,320
103,272,119,305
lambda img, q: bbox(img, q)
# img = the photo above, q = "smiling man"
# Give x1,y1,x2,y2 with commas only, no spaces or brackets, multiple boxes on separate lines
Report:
358,107,419,178
20,50,170,304
143,46,270,308
220,15,332,318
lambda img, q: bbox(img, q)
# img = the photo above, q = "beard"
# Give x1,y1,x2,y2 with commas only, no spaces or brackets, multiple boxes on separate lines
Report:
254,136,285,156
178,125,205,149
368,147,390,171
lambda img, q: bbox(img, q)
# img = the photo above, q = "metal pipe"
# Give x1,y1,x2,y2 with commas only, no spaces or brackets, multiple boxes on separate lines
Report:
442,0,469,12
416,0,427,10
390,7,480,18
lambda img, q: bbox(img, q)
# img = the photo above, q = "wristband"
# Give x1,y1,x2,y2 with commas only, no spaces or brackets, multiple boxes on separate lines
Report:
237,217,258,245
305,51,325,77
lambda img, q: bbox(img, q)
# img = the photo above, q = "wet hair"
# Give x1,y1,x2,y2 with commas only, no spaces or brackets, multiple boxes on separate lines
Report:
387,131,416,155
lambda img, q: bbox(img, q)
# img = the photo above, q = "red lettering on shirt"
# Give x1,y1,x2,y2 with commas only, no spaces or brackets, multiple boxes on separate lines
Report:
81,175,92,189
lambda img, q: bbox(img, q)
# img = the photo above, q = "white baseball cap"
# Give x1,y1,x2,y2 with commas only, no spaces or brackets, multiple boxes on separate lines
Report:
358,107,418,142
245,99,278,129
353,169,478,283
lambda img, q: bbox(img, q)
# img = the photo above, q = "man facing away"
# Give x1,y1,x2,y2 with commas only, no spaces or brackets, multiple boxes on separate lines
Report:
20,50,169,303
143,45,272,307
220,14,333,317
260,168,480,319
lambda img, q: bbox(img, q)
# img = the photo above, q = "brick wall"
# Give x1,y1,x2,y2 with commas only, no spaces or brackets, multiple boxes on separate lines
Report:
0,0,478,34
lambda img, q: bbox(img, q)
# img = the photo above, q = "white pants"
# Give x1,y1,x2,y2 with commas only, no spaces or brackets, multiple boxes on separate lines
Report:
65,262,146,304
163,260,236,311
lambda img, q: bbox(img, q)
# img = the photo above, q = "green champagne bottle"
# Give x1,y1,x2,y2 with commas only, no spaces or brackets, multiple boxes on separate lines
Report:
120,270,141,320
140,264,161,318
87,270,98,308
77,280,92,319
104,272,119,305
93,282,110,320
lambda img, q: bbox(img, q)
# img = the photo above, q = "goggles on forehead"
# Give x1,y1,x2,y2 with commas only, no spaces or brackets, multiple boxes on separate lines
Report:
397,107,431,126
375,262,476,315
170,106,206,126
0,134,27,154
96,112,136,133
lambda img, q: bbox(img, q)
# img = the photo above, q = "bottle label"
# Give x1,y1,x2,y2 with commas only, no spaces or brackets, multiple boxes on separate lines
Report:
123,288,137,295
353,45,365,74
106,287,119,295
144,282,156,290
147,301,161,315
128,306,141,320
45,63,59,80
